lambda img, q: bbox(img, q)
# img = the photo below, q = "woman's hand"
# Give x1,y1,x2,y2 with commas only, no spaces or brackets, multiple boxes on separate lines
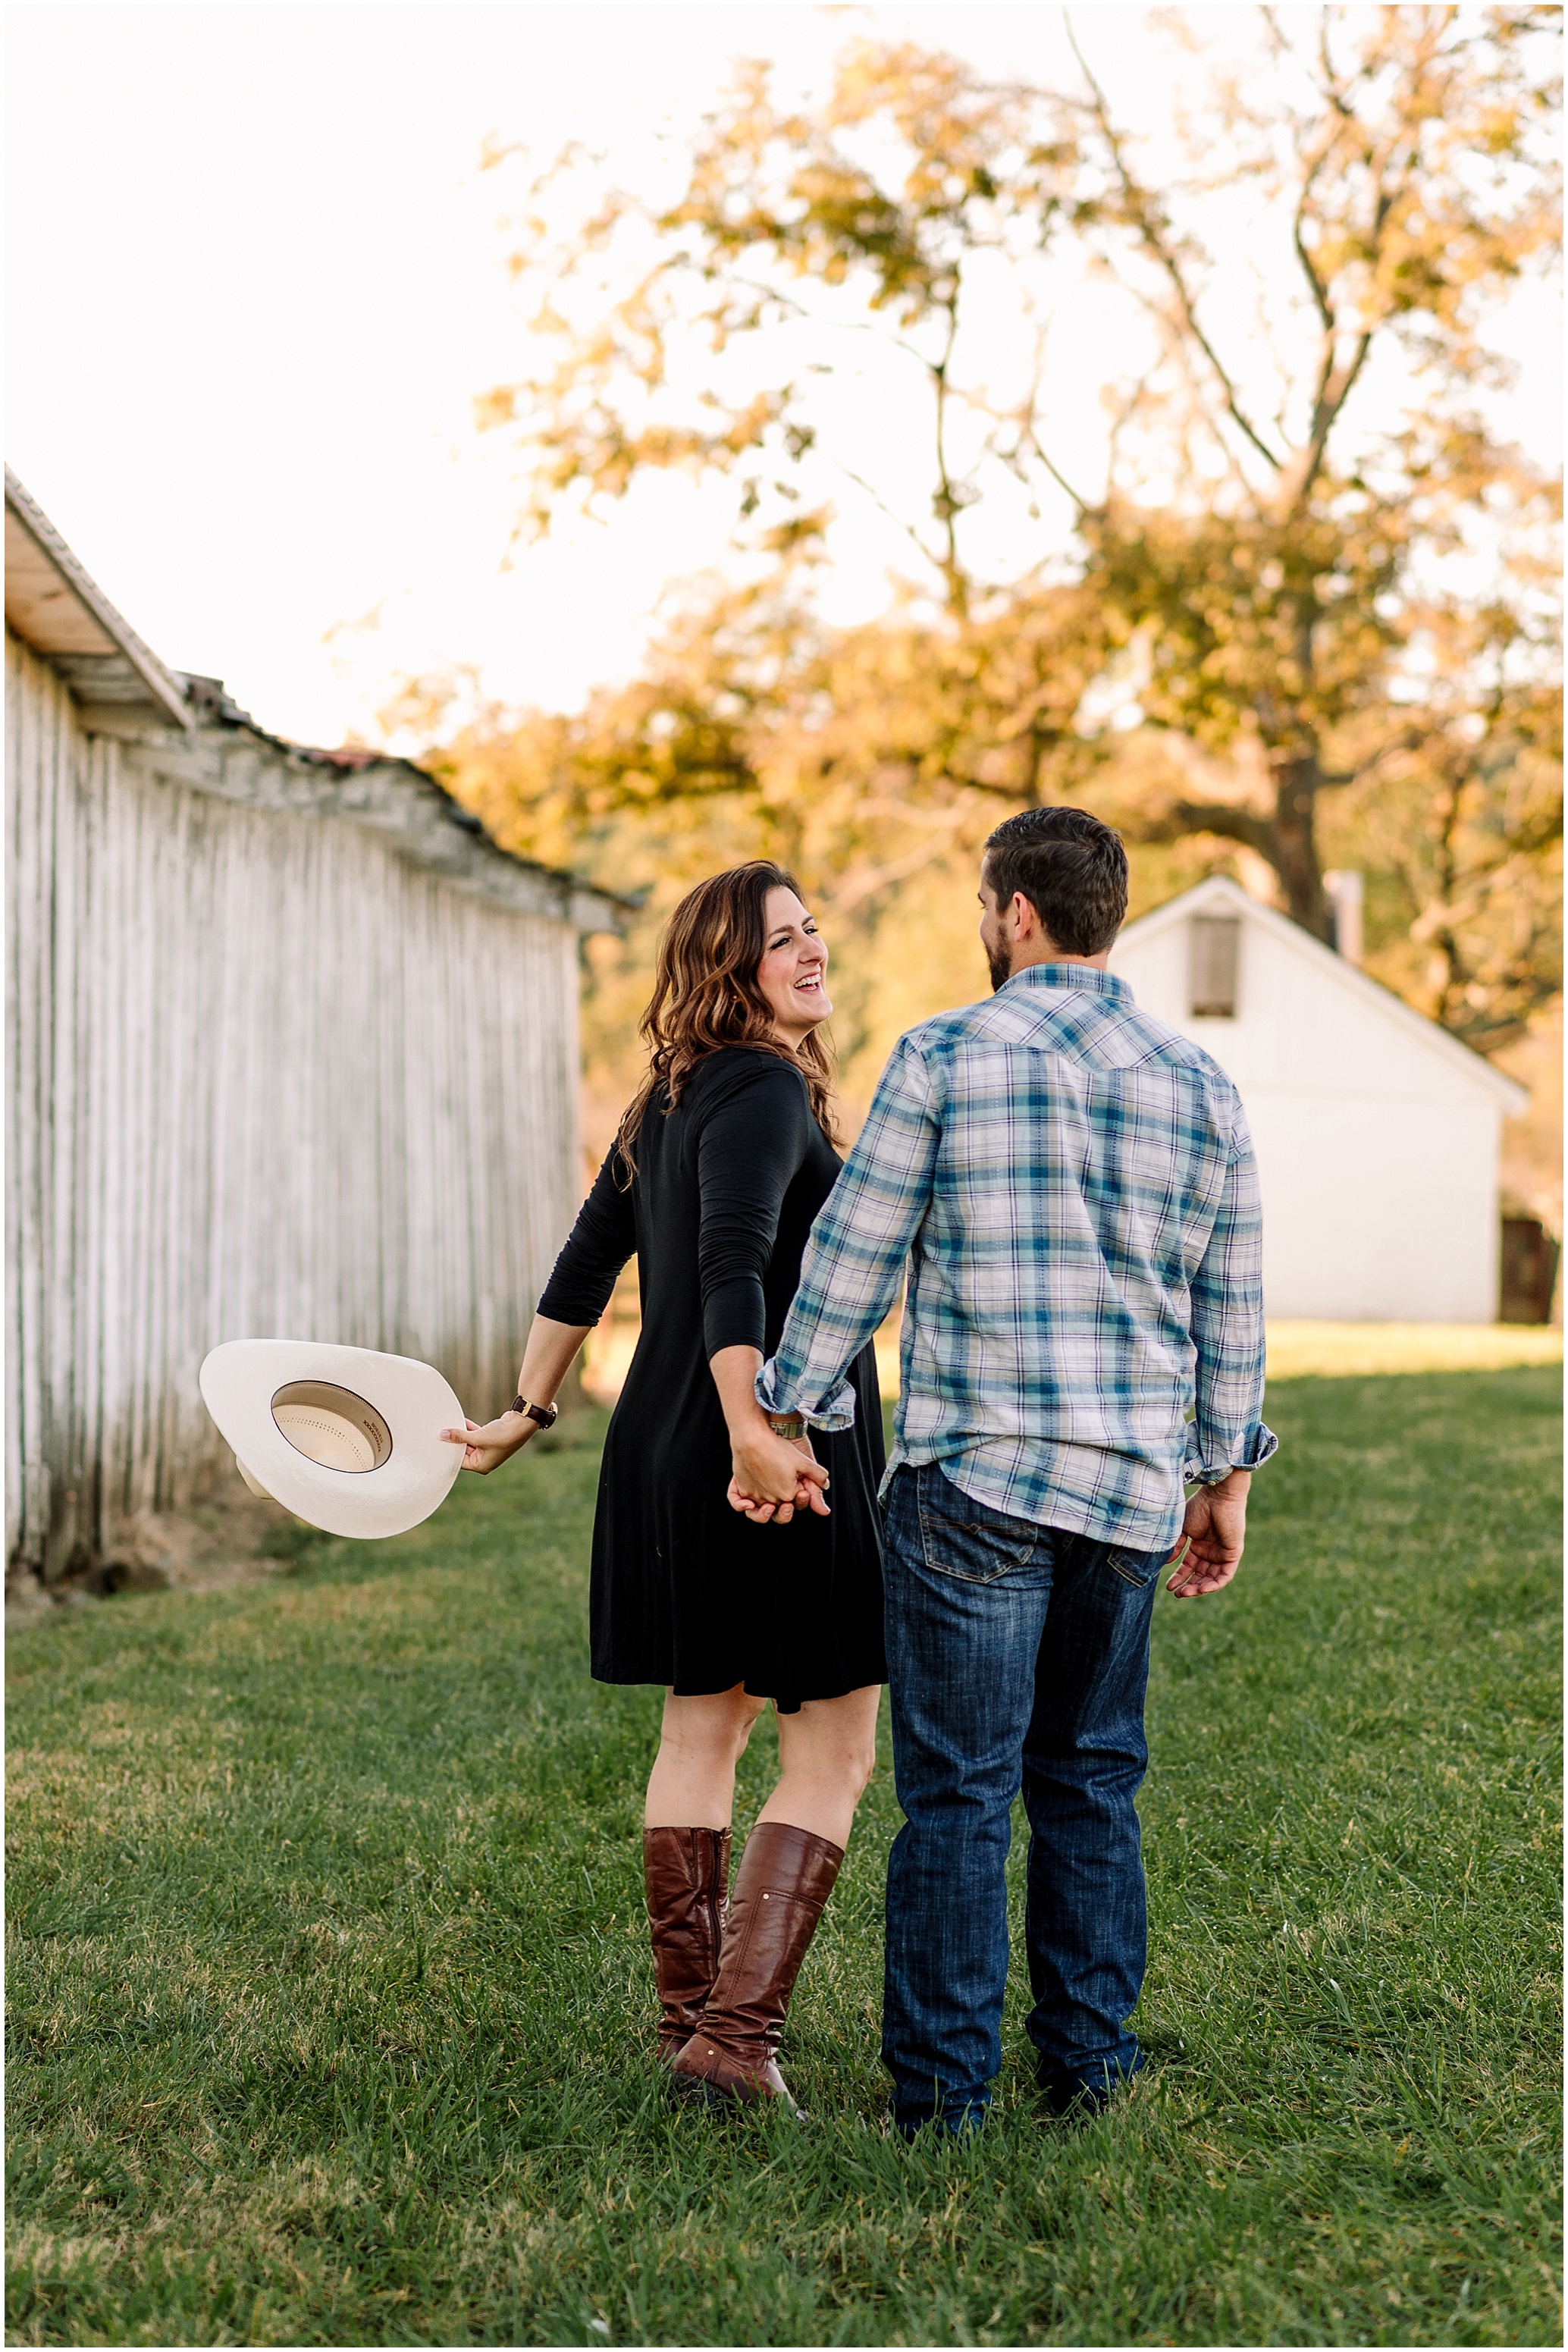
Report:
440,1413,538,1475
727,1430,829,1526
444,1319,590,1476
707,1345,829,1526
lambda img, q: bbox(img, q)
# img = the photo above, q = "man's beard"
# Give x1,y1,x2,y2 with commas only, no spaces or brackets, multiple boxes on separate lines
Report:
986,934,1013,993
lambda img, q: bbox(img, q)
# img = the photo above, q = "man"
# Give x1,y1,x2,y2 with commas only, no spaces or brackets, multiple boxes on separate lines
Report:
751,806,1276,2138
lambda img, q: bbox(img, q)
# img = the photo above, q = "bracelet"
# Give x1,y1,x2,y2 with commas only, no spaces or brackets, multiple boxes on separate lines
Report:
511,1395,559,1430
767,1413,806,1439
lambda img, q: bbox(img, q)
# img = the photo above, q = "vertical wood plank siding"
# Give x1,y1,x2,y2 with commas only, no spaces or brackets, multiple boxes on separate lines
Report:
6,631,582,1576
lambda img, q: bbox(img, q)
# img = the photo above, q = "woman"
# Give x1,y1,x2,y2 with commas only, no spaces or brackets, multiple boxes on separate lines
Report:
446,863,885,2116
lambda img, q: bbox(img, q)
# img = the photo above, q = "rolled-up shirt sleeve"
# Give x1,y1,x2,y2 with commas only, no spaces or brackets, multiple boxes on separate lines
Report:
1184,1104,1278,1483
757,1037,942,1432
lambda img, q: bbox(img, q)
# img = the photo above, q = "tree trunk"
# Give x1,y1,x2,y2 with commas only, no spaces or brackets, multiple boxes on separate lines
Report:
1271,757,1332,940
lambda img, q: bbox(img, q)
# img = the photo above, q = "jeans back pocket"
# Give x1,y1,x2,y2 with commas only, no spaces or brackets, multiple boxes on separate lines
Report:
917,1466,1037,1584
1102,1544,1158,1588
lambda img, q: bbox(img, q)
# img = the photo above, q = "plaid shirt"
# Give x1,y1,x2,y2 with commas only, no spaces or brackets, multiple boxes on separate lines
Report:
757,964,1278,1551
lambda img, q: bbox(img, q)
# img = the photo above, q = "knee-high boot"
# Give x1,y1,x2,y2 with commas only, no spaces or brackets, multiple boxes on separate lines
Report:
670,1820,843,2115
643,1826,731,2062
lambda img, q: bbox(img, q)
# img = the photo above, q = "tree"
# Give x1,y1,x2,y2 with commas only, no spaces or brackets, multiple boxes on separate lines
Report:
476,8,1560,948
393,574,1120,1127
1063,6,1561,937
1332,601,1562,1055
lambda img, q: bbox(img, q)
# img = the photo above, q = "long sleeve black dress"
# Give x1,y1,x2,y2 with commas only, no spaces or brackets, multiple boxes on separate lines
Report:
537,1046,886,1712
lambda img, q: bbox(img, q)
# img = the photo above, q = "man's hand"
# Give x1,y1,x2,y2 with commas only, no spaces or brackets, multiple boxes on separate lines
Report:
440,1413,538,1475
1165,1467,1250,1598
727,1429,829,1526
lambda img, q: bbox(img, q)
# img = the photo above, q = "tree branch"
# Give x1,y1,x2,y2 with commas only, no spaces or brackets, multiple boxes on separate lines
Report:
823,455,944,578
1127,798,1278,858
930,291,969,616
1065,11,1285,475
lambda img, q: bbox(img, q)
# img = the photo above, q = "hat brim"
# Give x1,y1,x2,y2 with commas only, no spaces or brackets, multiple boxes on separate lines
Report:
200,1341,466,1539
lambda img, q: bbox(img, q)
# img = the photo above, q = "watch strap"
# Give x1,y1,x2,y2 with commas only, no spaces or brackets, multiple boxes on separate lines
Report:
511,1395,559,1429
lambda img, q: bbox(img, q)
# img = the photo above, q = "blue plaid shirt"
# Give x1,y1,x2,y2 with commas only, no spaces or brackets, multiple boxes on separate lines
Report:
757,964,1278,1551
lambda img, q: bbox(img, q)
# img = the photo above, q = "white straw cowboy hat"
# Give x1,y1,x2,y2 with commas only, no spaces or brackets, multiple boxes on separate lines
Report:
199,1340,465,1539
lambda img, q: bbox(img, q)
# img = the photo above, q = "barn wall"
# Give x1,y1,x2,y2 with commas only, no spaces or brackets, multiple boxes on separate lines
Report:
6,629,582,1578
1112,906,1504,1322
1243,1093,1500,1321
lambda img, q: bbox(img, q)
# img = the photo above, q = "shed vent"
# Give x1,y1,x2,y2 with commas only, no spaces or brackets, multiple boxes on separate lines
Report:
1189,915,1240,1018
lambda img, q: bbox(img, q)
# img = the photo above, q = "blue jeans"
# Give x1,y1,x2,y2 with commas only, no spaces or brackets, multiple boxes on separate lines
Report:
881,1462,1163,2137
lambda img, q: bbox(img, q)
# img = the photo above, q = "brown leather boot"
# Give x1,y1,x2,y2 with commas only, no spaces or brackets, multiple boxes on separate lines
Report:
643,1826,731,2063
670,1820,844,2117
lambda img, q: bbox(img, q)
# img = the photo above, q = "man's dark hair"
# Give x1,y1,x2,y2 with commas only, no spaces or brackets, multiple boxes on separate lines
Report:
983,807,1129,956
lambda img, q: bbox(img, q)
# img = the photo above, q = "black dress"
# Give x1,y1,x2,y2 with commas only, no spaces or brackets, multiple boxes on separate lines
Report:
537,1046,886,1712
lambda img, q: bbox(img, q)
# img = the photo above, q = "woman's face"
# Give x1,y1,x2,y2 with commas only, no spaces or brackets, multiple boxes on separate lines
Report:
757,886,831,1046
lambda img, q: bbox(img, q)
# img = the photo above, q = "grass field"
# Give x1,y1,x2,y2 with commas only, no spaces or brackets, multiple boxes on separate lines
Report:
6,1369,1562,2348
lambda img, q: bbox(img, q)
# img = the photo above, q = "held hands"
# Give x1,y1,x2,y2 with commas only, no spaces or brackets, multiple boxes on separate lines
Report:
727,1428,830,1526
1165,1467,1250,1598
706,1348,829,1527
440,1411,540,1475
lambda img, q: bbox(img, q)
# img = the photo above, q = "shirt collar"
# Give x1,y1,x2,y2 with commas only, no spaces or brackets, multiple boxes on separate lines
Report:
1004,961,1129,1002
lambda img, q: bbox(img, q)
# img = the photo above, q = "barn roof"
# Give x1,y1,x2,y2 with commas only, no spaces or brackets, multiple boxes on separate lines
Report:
3,469,627,936
1117,873,1526,1114
5,467,193,729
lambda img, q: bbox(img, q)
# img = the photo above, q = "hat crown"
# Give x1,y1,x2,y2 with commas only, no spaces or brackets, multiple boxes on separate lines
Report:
271,1380,393,1474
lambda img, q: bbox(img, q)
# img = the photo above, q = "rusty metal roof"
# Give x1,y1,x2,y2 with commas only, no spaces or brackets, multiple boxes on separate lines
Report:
4,469,628,934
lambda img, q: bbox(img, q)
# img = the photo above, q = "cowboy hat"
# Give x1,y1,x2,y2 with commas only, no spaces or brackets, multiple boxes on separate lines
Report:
199,1340,466,1539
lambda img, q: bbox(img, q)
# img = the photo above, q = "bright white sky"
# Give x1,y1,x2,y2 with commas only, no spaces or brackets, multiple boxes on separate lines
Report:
8,2,1560,749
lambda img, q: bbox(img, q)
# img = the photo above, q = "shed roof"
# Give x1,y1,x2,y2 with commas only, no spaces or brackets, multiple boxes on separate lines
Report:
1115,874,1526,1114
5,467,193,729
4,469,626,936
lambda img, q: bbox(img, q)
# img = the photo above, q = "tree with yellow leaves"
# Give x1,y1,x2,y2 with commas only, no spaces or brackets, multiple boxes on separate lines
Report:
451,7,1557,1058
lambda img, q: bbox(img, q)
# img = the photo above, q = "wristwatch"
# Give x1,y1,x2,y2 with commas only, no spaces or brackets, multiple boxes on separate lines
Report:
767,1412,806,1438
511,1395,559,1430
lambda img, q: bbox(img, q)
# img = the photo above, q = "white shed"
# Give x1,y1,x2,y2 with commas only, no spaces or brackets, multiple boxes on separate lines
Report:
5,470,622,1588
1109,874,1527,1322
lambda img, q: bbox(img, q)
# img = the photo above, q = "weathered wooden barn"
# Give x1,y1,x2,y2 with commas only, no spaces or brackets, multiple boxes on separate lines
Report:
1109,874,1529,1322
5,470,621,1588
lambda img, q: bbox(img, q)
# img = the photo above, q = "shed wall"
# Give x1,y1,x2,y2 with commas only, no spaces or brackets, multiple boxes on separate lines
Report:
7,629,582,1576
1112,909,1503,1321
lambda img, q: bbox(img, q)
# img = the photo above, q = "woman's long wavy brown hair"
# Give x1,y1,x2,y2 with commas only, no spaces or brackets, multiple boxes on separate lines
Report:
616,862,837,1174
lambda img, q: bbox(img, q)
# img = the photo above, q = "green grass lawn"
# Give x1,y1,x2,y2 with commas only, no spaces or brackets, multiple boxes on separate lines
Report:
7,1369,1562,2348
